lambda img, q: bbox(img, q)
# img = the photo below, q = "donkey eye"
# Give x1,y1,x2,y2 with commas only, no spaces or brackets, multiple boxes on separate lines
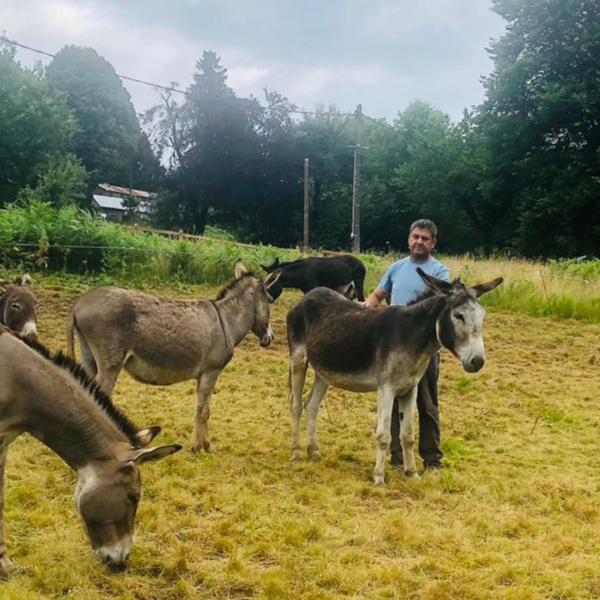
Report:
127,492,140,504
454,313,465,322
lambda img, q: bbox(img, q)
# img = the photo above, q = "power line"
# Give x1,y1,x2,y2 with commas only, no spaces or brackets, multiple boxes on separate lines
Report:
0,35,356,117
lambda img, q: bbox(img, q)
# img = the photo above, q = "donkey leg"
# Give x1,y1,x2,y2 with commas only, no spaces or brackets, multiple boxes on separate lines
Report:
77,332,98,378
290,349,308,461
397,387,419,478
96,362,124,397
373,385,396,486
305,374,329,461
91,343,125,396
0,445,13,577
191,369,222,454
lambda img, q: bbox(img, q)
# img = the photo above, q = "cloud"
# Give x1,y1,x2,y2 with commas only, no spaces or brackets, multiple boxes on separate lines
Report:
279,64,398,107
366,0,501,39
1,0,505,120
1,0,270,114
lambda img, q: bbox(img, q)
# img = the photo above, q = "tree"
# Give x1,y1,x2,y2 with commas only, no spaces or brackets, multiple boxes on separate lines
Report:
0,43,76,205
392,102,486,254
478,0,600,256
149,51,265,235
46,46,161,190
294,108,356,249
17,154,88,208
232,89,304,246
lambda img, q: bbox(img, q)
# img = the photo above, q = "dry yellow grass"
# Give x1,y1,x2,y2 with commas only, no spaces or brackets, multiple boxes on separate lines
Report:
2,272,600,600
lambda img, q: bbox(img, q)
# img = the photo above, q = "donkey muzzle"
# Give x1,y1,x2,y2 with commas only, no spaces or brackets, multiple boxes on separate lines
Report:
259,327,275,347
94,541,132,569
463,355,485,373
20,321,38,342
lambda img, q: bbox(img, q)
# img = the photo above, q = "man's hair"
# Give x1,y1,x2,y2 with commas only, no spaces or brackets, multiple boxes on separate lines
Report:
409,219,437,240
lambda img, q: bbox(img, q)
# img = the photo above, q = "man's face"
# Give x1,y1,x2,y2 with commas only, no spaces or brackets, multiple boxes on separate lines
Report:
408,227,436,261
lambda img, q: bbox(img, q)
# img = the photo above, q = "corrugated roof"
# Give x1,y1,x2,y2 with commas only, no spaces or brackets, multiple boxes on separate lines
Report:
93,194,126,210
98,183,152,199
93,194,152,215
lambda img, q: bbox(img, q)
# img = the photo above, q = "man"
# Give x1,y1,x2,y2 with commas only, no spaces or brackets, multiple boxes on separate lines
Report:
363,219,449,470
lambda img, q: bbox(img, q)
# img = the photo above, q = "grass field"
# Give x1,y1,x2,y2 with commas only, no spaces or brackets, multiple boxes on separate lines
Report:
2,271,600,600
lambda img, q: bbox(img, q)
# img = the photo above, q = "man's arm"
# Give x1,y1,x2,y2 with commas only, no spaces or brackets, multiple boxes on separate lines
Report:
436,264,450,282
362,288,388,308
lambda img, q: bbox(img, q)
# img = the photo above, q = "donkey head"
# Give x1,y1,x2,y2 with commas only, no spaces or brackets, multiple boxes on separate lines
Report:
260,257,280,273
0,273,38,341
234,259,282,347
417,268,503,373
75,427,181,569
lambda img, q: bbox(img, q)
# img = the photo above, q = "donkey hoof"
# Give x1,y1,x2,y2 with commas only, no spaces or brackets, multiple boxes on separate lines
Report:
202,441,212,453
405,470,420,479
307,448,322,462
0,555,15,578
291,450,302,462
373,475,386,487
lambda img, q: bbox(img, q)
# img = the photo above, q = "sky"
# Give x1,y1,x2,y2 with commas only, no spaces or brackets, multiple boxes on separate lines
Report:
2,0,508,122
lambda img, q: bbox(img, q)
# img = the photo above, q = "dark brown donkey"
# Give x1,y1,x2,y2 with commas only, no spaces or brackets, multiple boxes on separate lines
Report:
0,273,38,340
66,260,281,453
0,325,181,575
261,255,366,301
287,269,503,485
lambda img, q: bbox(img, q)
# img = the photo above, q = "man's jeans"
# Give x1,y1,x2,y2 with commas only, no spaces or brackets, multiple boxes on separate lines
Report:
390,353,442,467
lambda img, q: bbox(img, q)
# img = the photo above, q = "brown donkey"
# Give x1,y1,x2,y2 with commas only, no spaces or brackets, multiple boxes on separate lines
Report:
0,325,181,575
287,269,502,485
0,273,38,341
66,260,281,453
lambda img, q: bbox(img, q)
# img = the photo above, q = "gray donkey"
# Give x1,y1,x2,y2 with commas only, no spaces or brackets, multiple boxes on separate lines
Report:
0,273,38,341
287,269,502,485
0,325,181,574
66,260,281,453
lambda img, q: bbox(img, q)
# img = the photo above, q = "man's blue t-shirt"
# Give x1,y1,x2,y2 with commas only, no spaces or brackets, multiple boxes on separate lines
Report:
378,257,450,306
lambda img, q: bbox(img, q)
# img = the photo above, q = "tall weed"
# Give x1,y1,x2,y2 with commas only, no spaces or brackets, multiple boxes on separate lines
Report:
1,203,599,322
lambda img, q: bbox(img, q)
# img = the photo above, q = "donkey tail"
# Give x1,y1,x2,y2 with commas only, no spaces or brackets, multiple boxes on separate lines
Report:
66,309,77,358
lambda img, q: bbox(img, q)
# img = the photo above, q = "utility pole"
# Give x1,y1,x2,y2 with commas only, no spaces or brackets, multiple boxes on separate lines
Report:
351,104,363,253
303,158,310,253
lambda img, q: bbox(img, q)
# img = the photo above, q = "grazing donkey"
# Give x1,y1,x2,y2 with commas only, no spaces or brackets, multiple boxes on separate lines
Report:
287,269,502,485
66,260,281,453
261,255,366,301
0,273,38,341
0,325,181,574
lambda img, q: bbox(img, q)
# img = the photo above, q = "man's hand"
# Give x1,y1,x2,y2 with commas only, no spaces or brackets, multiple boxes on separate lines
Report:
361,289,387,308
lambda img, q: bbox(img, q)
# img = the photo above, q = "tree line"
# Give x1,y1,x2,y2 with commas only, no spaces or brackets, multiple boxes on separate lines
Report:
1,0,598,258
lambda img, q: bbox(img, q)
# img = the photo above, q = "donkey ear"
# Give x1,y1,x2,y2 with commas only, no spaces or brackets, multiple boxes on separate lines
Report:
416,268,454,296
263,269,282,302
131,444,182,465
261,258,279,273
263,269,282,289
134,426,162,448
234,258,249,279
471,277,503,298
341,281,356,299
21,273,33,287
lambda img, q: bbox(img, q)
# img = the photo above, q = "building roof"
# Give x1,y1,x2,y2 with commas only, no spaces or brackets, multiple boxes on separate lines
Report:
93,194,152,215
93,194,126,211
98,183,152,199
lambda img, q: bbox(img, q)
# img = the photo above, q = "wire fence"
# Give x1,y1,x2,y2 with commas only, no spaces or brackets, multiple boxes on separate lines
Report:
2,240,599,286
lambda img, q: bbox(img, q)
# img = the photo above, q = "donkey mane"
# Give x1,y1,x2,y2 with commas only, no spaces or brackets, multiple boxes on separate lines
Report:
406,288,436,306
215,271,255,301
16,334,140,445
266,258,303,269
